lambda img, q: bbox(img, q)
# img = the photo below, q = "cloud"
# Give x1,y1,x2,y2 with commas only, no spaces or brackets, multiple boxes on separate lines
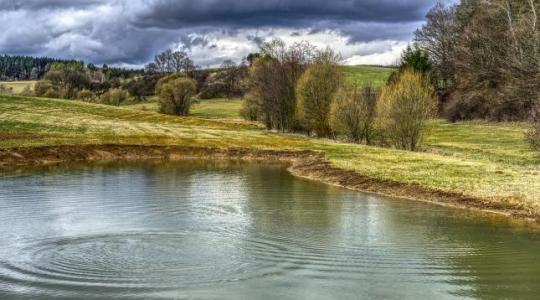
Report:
0,0,453,67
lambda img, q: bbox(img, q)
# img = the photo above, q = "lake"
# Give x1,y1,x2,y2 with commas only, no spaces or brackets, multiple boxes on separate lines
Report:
0,161,539,299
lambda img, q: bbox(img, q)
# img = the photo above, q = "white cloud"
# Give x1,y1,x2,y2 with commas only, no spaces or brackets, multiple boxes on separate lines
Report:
176,28,409,67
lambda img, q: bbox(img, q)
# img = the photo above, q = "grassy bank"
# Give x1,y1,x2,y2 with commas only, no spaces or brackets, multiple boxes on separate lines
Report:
1,95,539,220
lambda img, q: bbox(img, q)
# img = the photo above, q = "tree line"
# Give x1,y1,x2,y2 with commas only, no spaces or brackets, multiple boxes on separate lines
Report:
12,48,250,107
0,55,84,81
411,0,539,148
239,39,436,151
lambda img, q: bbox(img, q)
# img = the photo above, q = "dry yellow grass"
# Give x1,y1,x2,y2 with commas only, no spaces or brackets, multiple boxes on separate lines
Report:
0,81,36,94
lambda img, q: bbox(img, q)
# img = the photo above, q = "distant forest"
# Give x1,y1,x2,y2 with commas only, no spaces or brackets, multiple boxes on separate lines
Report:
0,55,142,81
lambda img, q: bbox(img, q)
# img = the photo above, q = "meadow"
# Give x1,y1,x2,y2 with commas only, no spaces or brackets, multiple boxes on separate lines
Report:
0,81,35,94
342,66,395,87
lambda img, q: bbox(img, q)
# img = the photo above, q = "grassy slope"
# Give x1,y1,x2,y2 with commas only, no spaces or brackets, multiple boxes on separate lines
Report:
1,95,539,215
342,66,395,87
0,81,36,94
129,98,243,119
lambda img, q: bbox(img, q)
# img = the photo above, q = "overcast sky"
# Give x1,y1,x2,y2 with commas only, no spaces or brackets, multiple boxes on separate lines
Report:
0,0,456,68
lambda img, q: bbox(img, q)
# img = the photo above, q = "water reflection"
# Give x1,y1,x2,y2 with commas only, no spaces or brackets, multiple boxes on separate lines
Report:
0,161,539,299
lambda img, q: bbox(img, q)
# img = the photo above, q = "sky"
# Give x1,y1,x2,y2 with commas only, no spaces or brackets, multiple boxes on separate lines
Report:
0,0,456,68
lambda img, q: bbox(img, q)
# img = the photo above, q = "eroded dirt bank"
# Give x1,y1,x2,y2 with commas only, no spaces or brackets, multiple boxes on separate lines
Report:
0,144,537,223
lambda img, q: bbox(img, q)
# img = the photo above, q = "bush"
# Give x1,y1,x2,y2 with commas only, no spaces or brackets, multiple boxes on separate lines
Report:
77,89,97,102
34,80,60,98
296,49,342,137
331,85,378,144
240,93,262,121
99,88,129,106
156,75,197,116
376,69,436,151
527,104,540,150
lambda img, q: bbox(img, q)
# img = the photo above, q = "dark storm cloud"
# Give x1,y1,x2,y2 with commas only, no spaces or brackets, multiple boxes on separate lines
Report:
0,0,454,66
135,0,435,28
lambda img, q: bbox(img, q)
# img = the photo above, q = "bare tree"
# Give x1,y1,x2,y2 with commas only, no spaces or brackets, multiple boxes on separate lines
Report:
248,39,315,131
331,85,378,144
376,69,436,151
414,2,458,90
149,49,194,74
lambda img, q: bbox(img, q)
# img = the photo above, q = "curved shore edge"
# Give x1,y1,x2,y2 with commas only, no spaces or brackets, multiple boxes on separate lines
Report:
0,144,537,223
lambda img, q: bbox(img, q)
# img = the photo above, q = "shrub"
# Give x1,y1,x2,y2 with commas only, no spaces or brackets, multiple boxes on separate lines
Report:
527,104,540,150
331,85,378,144
376,69,436,151
296,48,342,137
156,75,197,116
99,88,129,106
77,89,97,102
34,80,59,98
240,92,262,121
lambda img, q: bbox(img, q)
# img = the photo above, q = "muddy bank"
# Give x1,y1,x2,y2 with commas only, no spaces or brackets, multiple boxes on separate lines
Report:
0,144,537,223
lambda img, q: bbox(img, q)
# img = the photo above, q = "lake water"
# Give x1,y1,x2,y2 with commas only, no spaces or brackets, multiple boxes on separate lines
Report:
0,161,539,299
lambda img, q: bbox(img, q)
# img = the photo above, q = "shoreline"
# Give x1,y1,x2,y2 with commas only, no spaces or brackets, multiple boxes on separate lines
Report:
0,144,537,223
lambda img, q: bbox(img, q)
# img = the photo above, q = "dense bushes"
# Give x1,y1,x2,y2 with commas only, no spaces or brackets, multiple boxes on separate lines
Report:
156,75,197,116
331,85,377,144
76,89,97,102
246,39,314,131
296,49,342,137
415,1,539,122
99,88,129,106
34,80,59,98
242,40,436,151
376,69,436,151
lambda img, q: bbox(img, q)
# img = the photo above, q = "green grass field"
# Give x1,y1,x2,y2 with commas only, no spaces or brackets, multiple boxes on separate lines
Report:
1,95,539,217
342,65,395,87
128,98,243,119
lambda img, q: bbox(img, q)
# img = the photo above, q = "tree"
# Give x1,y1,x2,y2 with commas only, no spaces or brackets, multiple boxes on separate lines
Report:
247,39,315,131
387,45,433,87
156,75,197,116
124,75,159,101
34,80,59,98
296,48,342,137
414,2,457,90
246,53,261,66
376,69,436,151
331,85,378,144
149,49,193,74
527,102,540,150
0,55,82,81
416,0,540,121
400,45,432,74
